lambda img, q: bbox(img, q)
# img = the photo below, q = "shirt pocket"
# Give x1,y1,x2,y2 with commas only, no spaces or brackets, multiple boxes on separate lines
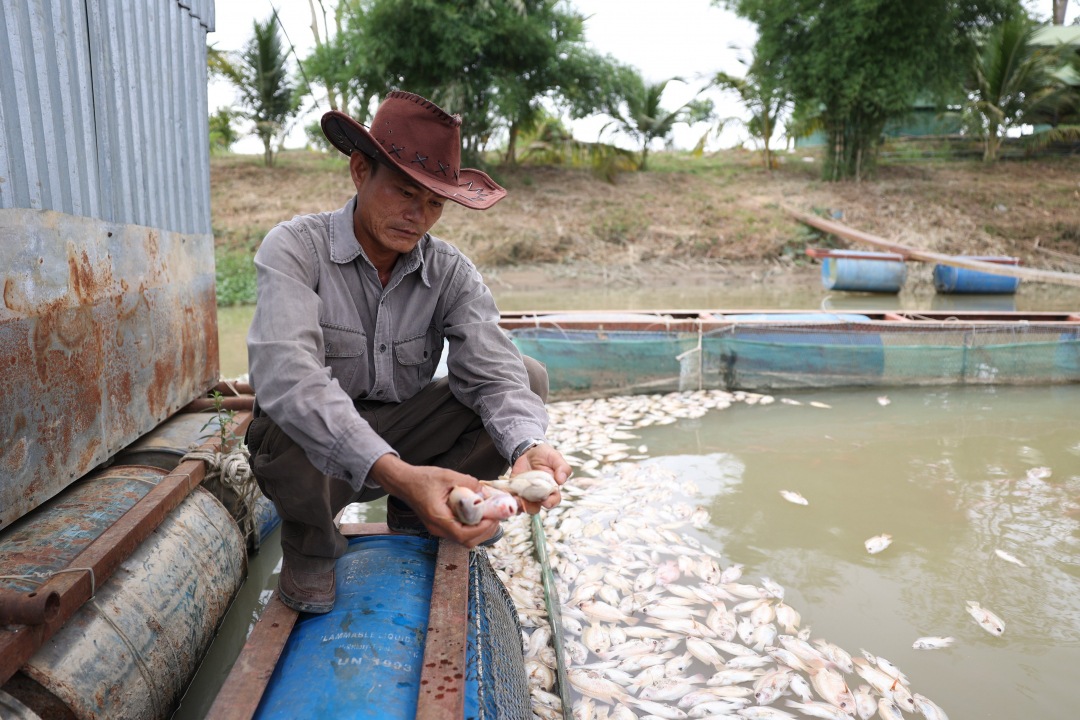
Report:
393,329,439,398
320,323,367,397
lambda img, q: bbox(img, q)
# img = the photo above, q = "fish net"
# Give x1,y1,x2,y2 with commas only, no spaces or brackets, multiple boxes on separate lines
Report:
468,547,533,720
508,322,1080,395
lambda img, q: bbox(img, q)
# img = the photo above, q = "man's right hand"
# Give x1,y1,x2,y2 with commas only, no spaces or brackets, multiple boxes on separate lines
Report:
368,454,501,548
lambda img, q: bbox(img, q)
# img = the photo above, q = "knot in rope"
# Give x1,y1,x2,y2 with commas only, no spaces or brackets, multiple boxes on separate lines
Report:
182,443,262,551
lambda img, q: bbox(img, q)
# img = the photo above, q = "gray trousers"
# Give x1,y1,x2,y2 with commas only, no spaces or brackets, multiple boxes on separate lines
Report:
248,357,548,573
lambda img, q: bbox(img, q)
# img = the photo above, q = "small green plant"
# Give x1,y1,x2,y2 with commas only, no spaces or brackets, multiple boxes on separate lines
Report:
200,392,239,451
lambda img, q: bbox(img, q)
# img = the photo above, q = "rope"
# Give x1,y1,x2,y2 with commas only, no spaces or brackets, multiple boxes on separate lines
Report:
0,567,96,598
181,443,261,551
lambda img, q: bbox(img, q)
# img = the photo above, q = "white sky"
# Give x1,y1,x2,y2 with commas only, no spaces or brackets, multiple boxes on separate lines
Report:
207,0,1078,156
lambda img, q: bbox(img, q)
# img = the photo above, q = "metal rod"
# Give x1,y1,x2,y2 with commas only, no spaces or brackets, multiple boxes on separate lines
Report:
531,515,573,719
781,202,1080,288
203,593,299,720
0,412,252,686
416,539,470,720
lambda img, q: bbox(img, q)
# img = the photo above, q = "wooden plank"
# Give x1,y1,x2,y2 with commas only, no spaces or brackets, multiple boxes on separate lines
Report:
204,593,299,720
416,539,470,720
883,313,912,322
0,412,251,686
339,522,395,537
781,202,1080,288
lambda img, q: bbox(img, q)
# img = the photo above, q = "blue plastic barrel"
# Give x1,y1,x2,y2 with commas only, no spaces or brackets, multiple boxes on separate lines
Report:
933,257,1020,294
254,536,482,720
817,250,907,293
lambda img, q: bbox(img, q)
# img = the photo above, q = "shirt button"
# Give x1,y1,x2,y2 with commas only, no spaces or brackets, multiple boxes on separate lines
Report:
380,343,387,352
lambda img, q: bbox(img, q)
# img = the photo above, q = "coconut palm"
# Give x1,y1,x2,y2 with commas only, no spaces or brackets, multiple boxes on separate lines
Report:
605,74,714,170
713,58,790,175
968,17,1073,161
233,16,299,167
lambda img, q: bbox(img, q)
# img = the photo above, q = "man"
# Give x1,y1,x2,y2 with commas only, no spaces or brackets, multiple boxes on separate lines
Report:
245,91,570,613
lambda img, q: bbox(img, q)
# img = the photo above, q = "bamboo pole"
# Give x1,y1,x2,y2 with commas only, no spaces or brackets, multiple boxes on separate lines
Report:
781,203,1080,288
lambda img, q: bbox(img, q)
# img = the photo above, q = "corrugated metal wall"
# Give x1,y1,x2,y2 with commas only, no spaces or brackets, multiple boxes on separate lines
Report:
0,0,215,234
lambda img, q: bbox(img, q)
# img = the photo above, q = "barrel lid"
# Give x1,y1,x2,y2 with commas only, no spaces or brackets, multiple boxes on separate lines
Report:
806,248,906,261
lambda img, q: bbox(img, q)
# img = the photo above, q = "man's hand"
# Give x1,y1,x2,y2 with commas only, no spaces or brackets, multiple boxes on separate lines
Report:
511,443,572,515
368,455,500,548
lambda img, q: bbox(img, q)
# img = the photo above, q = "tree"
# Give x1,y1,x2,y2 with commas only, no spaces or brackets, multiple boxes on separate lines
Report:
233,16,299,167
1053,0,1068,25
967,16,1075,160
603,74,714,170
209,107,241,154
713,55,790,175
302,0,630,166
721,0,1021,180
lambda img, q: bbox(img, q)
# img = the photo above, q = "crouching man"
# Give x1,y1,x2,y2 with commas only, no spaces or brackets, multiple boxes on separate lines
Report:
244,92,570,613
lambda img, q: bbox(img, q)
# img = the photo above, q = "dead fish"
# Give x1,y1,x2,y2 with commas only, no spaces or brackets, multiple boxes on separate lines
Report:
1027,466,1052,480
864,534,892,554
994,549,1026,567
780,398,803,406
760,578,785,600
877,698,904,720
912,693,950,720
767,648,810,673
628,664,668,692
664,651,695,678
751,623,777,651
707,668,765,687
726,583,771,600
581,600,639,625
527,626,551,657
483,470,559,502
527,659,554,690
726,654,773,670
753,668,792,705
779,490,809,506
776,603,801,634
873,655,909,685
720,563,745,584
809,401,832,409
640,676,704,702
709,639,761,658
449,486,485,525
876,396,890,406
912,636,955,650
854,685,876,719
688,700,746,717
966,600,1005,637
568,669,628,704
736,707,797,718
807,665,855,714
623,697,689,719
813,639,854,674
789,673,813,702
686,636,727,669
783,700,850,719
583,622,612,654
751,602,776,627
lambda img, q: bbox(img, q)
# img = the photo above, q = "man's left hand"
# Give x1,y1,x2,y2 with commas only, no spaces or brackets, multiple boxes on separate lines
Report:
511,443,571,515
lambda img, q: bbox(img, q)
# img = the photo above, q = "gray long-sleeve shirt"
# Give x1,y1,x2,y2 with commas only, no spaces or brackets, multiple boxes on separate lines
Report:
246,197,547,491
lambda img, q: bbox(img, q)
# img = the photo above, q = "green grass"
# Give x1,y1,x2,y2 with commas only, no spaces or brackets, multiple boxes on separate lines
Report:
215,246,258,306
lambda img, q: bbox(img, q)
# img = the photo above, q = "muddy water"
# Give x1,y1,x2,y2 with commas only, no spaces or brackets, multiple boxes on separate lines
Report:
214,283,1080,378
639,385,1080,719
175,385,1079,719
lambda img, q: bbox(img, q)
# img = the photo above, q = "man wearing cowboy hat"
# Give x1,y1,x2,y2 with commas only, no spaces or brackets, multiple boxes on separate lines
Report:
245,92,570,613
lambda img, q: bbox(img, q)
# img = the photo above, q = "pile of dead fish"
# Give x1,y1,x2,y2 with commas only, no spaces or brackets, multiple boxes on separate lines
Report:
486,390,950,720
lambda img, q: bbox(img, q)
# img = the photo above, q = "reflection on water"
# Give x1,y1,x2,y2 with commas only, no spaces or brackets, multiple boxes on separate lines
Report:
642,385,1080,719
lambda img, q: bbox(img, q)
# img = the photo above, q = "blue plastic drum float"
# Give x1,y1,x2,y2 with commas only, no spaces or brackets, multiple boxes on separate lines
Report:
806,248,908,293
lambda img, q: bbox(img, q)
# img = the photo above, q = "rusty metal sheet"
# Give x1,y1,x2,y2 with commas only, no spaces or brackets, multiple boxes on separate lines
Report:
417,539,470,720
0,413,250,687
0,208,218,527
203,594,299,720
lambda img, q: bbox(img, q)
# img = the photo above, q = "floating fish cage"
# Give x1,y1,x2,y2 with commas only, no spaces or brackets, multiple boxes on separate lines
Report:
501,311,1080,395
806,248,908,293
933,256,1021,294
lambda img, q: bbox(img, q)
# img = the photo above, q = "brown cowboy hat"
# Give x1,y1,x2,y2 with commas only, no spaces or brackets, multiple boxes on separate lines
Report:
321,91,506,210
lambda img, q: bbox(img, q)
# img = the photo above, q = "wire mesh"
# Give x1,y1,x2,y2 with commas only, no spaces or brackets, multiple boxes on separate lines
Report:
468,547,532,720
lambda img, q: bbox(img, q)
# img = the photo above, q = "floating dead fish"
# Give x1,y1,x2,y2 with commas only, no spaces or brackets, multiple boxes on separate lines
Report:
780,490,809,506
994,549,1026,567
912,636,955,650
966,601,1005,637
809,401,832,409
877,396,890,406
864,534,892,554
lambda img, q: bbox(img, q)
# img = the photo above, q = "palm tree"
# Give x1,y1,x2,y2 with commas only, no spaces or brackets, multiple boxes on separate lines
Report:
968,17,1073,161
713,58,789,175
234,16,298,167
605,74,714,170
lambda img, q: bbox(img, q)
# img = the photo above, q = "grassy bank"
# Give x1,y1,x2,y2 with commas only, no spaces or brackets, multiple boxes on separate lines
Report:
210,146,1080,304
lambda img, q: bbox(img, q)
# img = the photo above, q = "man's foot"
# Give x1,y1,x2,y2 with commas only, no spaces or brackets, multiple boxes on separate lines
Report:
278,558,336,614
387,496,504,547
